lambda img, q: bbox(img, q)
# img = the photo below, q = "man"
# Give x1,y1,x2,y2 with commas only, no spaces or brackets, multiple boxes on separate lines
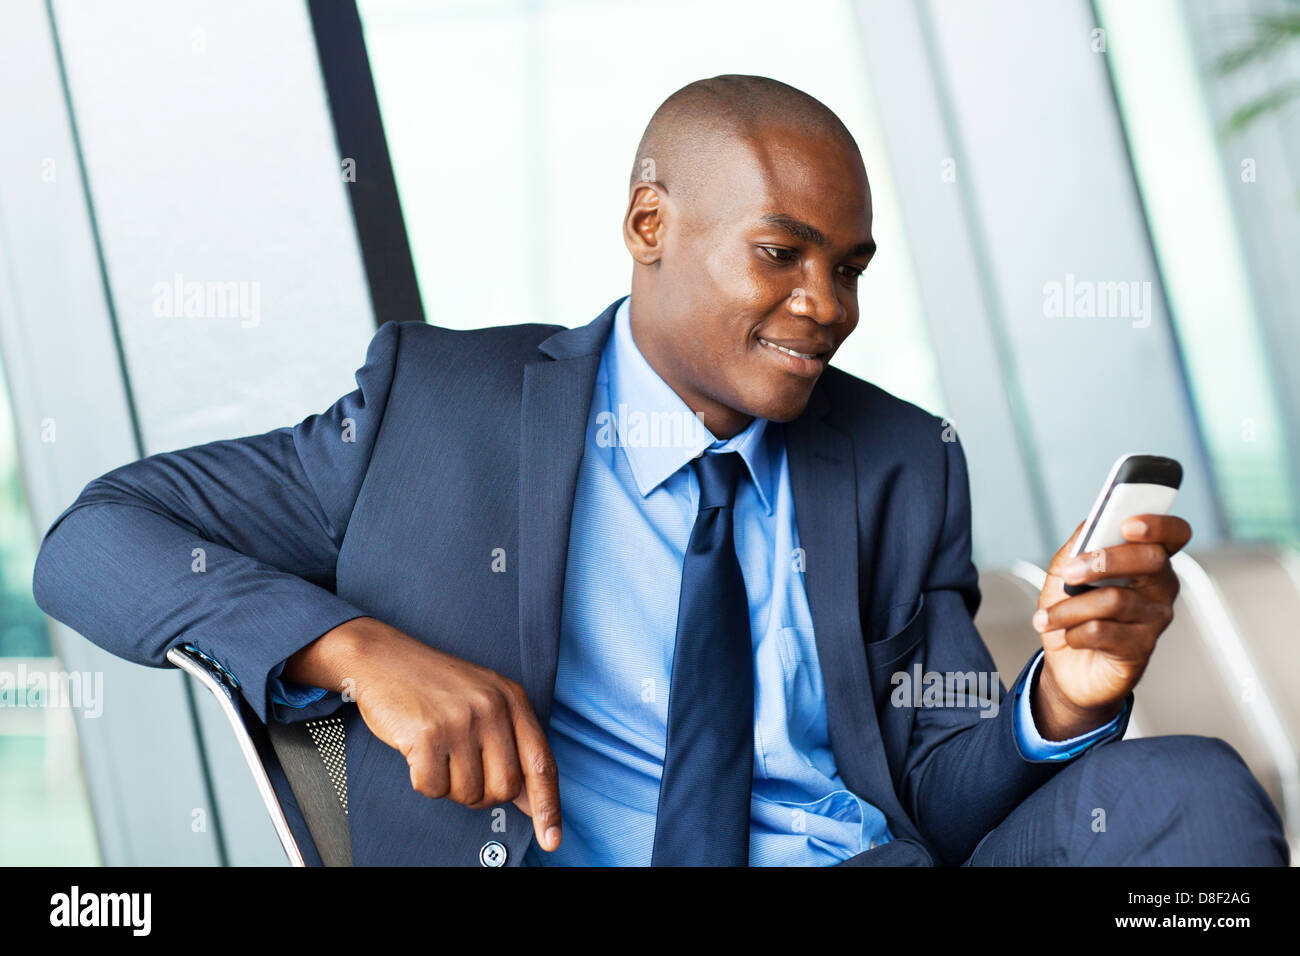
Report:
33,75,1287,866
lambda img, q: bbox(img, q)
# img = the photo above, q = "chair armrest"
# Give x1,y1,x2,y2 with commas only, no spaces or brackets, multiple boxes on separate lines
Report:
167,644,306,867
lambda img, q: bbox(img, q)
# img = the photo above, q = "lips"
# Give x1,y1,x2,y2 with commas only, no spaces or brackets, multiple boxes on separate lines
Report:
757,336,830,379
757,337,830,360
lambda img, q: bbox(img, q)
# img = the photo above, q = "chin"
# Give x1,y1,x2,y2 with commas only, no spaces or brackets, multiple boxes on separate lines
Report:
759,403,811,424
743,383,816,423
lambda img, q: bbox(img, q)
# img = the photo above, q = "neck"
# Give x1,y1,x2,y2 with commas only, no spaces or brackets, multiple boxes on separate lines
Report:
625,291,753,440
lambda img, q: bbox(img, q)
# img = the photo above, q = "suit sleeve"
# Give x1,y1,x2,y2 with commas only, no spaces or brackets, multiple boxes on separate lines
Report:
896,423,1129,864
32,320,405,725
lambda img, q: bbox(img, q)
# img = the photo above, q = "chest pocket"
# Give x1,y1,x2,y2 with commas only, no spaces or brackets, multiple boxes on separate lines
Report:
864,592,927,773
865,593,926,673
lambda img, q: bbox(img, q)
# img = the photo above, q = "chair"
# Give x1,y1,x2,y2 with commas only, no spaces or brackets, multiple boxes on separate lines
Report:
1167,546,1300,847
167,645,353,866
974,560,1053,693
975,554,1298,858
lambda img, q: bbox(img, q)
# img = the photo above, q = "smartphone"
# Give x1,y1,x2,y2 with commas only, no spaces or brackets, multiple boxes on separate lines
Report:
1064,453,1183,596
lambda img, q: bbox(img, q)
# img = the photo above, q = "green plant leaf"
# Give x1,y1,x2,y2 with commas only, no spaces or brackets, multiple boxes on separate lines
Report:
1219,82,1300,137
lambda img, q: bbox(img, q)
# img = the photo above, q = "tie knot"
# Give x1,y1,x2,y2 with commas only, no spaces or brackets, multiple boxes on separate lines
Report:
694,451,743,509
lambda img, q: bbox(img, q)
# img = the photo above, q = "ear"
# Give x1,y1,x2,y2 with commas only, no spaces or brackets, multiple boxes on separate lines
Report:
623,182,666,265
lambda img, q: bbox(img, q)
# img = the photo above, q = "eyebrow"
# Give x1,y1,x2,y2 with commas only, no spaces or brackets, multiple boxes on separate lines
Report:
759,213,876,258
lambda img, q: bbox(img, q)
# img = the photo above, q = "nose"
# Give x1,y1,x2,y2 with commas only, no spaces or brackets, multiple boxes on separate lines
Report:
789,270,847,327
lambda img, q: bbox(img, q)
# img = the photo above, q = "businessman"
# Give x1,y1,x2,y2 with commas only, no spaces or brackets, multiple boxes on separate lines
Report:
34,75,1287,866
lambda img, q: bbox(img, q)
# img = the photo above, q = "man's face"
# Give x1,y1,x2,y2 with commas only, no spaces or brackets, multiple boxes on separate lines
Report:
629,125,874,436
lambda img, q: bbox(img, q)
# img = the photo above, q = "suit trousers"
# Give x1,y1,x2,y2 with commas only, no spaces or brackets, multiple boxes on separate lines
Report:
837,735,1290,866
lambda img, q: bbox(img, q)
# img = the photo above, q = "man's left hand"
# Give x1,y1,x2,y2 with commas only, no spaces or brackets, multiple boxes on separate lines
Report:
1031,513,1192,741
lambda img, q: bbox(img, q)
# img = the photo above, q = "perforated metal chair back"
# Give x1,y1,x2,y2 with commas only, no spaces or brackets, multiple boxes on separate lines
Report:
167,645,353,866
267,710,352,865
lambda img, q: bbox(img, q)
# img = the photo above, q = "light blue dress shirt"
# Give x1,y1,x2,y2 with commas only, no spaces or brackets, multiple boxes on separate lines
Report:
520,297,1121,866
271,295,1123,863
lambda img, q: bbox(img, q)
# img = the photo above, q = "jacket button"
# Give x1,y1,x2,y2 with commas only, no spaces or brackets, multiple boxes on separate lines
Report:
479,841,508,867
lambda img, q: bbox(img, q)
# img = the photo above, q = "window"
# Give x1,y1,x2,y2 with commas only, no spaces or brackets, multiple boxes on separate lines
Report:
1097,0,1300,545
357,0,947,418
0,361,98,864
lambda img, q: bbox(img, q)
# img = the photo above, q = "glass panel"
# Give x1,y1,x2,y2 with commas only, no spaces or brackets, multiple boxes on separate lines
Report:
0,361,99,864
357,0,947,418
1096,0,1300,545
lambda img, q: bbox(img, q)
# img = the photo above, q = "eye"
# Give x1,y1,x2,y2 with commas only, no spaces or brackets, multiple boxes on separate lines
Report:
759,245,798,264
839,264,866,282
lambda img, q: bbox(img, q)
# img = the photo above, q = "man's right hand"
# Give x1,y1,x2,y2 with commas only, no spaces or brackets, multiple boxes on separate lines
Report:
283,616,562,852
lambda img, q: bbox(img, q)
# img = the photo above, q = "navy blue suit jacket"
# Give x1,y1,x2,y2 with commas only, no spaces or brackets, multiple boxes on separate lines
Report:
33,296,1129,866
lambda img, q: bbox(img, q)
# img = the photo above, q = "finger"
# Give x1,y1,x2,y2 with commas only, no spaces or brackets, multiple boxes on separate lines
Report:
1111,562,1181,607
1035,586,1170,632
510,698,562,852
1152,563,1181,605
475,719,525,809
1119,513,1192,555
407,743,450,800
447,740,487,807
1058,618,1159,661
1061,541,1173,586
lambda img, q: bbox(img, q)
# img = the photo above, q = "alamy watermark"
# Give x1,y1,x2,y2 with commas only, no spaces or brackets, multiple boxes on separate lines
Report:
151,272,260,328
890,664,999,719
594,404,709,449
1043,274,1151,328
0,663,103,718
50,886,150,936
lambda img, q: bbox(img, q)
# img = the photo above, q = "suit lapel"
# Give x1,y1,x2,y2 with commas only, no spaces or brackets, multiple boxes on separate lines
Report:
785,393,903,821
517,300,619,723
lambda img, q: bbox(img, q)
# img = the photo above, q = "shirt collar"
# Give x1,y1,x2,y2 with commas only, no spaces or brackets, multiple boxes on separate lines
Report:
603,296,775,514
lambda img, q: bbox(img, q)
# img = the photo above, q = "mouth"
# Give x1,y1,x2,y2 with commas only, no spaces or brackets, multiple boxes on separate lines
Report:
757,336,829,379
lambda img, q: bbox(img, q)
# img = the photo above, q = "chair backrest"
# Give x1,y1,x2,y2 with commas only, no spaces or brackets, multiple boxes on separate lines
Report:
1169,546,1300,841
1126,582,1285,816
974,562,1047,685
976,553,1296,852
1186,543,1300,752
267,710,352,866
167,645,352,866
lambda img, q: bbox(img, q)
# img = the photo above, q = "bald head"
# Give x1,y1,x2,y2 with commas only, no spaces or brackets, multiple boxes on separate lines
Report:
621,75,873,439
628,74,862,202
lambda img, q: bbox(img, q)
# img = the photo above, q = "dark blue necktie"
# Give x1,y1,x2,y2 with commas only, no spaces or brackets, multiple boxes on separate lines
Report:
651,450,754,866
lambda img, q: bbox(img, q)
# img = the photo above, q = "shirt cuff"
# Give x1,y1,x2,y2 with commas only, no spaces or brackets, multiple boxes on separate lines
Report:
268,659,331,709
1014,650,1126,761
